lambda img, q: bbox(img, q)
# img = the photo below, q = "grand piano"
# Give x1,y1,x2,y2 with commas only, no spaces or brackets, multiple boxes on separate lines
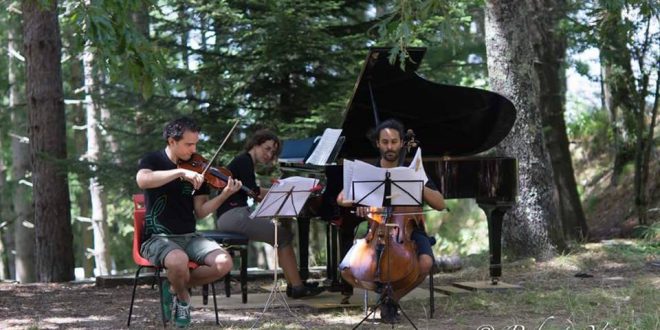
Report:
284,47,518,292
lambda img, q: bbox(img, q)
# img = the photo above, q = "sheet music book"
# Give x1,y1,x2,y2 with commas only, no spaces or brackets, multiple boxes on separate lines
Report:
250,176,319,218
342,159,355,199
351,160,387,207
346,150,427,207
304,128,342,166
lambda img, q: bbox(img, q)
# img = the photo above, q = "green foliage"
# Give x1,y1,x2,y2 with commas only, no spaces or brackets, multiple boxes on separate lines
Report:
62,0,163,99
566,108,611,156
426,199,488,256
601,240,659,265
567,0,659,152
633,222,660,240
375,0,486,84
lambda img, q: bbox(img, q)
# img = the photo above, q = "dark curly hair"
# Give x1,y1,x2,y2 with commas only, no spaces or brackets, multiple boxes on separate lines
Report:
163,117,201,142
244,129,281,156
370,118,404,143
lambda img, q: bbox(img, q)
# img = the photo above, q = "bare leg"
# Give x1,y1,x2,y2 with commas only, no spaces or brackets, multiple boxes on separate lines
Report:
392,254,433,302
163,249,192,303
278,244,303,287
188,249,233,287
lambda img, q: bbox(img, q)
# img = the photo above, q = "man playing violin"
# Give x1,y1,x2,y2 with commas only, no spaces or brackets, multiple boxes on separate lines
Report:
215,129,324,298
136,116,243,327
337,118,445,323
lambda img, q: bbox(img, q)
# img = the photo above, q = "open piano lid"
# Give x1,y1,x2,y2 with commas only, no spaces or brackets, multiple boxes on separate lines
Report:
339,47,516,159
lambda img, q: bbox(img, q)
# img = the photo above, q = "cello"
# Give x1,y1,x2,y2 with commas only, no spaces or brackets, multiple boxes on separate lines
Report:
339,129,424,295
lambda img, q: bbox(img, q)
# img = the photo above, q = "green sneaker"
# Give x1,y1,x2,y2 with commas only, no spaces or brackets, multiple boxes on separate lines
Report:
161,279,173,321
174,299,191,328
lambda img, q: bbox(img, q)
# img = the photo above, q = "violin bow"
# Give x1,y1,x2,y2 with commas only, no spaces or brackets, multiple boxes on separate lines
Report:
191,119,240,195
351,209,435,216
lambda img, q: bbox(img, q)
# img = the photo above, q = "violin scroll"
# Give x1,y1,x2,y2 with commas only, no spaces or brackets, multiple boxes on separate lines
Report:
404,129,419,153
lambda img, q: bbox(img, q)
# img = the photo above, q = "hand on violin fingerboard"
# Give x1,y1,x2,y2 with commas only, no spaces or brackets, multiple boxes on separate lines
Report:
220,177,243,197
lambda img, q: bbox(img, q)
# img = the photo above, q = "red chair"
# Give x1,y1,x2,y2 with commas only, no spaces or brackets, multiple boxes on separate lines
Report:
127,194,219,327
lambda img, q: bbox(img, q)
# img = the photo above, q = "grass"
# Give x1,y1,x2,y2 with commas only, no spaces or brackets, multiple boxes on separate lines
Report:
420,239,660,329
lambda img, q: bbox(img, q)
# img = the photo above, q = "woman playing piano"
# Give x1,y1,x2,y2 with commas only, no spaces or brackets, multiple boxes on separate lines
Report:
215,129,323,298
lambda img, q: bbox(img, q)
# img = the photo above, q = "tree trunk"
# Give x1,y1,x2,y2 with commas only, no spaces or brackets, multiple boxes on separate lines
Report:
83,14,111,275
0,123,8,280
527,0,587,240
132,1,150,135
0,198,14,280
601,58,625,186
9,14,36,283
598,1,654,225
99,85,119,157
23,0,75,282
598,2,638,187
69,56,94,278
631,15,656,226
0,231,6,280
179,3,195,106
639,77,658,225
484,0,564,260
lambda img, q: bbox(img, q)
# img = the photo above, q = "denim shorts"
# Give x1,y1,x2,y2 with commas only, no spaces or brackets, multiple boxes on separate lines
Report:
411,228,434,258
140,232,223,267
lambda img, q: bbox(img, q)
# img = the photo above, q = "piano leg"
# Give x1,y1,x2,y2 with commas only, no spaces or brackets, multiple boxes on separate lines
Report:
297,217,310,281
322,222,343,291
478,203,511,284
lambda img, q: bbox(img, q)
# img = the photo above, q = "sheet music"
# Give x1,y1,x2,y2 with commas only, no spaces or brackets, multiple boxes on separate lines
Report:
349,159,424,207
342,159,355,201
352,160,387,207
408,147,428,184
305,128,342,166
250,176,318,218
388,167,424,205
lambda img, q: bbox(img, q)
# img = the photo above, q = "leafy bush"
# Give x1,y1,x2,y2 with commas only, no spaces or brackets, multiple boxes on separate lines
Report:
566,109,611,158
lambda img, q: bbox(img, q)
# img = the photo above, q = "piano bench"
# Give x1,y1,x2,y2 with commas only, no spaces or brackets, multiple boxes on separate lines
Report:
199,230,249,304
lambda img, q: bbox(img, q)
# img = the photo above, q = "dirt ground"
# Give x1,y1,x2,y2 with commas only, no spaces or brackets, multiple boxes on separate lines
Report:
1,243,658,330
0,277,435,329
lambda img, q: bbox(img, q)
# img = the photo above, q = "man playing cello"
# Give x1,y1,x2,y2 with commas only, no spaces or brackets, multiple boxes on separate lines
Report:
336,118,445,323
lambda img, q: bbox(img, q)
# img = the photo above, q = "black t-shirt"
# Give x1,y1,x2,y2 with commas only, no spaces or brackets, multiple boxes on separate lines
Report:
138,149,209,239
216,152,259,217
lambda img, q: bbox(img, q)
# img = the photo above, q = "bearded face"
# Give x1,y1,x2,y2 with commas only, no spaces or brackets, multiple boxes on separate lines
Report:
376,128,402,163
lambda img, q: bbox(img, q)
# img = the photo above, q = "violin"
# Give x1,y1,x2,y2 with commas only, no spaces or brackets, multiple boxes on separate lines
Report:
178,153,258,198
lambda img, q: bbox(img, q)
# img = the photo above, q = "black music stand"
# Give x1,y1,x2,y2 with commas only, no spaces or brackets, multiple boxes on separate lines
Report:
350,171,424,330
249,181,316,330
